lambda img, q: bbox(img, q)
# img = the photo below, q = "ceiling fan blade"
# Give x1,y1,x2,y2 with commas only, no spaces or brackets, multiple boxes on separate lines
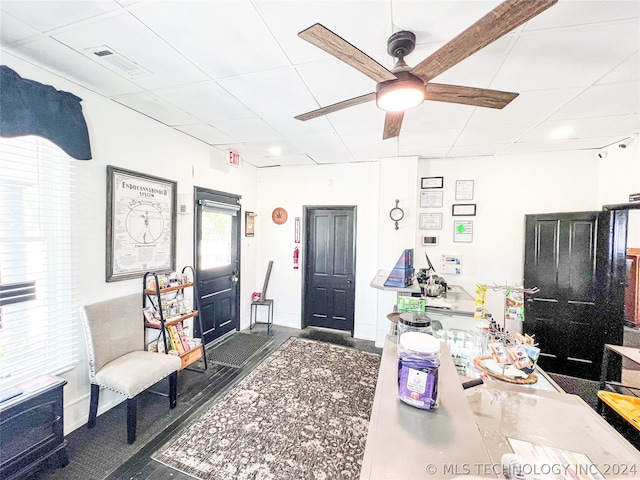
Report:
425,83,518,109
295,92,376,121
383,112,404,140
411,0,557,82
298,23,397,83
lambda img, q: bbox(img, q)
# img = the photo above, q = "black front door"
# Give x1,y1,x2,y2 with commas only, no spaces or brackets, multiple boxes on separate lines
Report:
524,211,602,379
303,206,356,335
194,188,240,346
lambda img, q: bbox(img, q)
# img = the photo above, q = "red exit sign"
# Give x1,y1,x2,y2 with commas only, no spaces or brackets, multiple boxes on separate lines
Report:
227,150,241,167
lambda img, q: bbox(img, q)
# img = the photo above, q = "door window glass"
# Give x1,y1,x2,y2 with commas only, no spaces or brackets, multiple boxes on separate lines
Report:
200,210,232,269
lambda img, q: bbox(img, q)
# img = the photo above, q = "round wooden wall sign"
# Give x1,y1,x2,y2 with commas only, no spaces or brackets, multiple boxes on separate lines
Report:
271,207,288,225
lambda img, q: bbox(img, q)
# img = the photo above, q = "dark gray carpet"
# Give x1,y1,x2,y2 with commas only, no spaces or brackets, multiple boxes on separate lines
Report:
548,372,600,410
206,332,272,368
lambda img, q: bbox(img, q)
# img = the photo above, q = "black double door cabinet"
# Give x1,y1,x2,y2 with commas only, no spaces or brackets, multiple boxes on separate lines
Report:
0,377,68,479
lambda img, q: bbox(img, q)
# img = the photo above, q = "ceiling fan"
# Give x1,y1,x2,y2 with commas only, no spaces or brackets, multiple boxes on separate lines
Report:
295,0,557,140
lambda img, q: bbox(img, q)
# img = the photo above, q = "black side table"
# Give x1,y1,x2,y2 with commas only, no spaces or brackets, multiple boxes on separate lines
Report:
0,375,69,479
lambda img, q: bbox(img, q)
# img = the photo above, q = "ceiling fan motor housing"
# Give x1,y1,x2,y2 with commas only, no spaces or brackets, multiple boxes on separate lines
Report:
387,31,417,58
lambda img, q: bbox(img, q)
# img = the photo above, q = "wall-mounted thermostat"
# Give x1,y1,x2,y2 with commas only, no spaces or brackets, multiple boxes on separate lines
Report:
422,235,439,246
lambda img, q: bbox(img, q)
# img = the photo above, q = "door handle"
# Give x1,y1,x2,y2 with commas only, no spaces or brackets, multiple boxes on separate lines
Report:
231,272,239,284
347,279,352,285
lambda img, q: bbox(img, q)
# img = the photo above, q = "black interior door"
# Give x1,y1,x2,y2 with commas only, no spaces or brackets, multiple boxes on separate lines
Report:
194,188,240,346
303,207,356,335
524,211,602,379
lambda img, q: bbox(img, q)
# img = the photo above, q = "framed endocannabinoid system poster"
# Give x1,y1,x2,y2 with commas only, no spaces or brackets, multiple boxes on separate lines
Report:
106,166,177,282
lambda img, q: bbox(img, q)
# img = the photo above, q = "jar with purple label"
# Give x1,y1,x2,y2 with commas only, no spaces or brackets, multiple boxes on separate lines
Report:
397,332,440,410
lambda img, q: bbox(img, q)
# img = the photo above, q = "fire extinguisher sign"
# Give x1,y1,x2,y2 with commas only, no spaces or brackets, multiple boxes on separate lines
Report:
293,247,300,270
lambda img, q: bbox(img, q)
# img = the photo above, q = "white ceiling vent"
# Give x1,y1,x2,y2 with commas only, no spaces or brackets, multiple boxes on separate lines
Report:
85,45,151,78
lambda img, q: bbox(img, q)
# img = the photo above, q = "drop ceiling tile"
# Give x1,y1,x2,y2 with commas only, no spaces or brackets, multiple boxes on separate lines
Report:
467,87,584,127
176,124,238,145
295,59,377,107
398,128,462,154
237,141,302,159
503,136,628,155
0,11,41,44
598,52,640,84
517,116,638,144
154,81,253,123
3,37,142,97
523,0,640,31
53,12,207,90
341,133,398,161
113,91,199,126
447,144,509,158
210,117,282,143
253,0,392,67
326,102,383,136
264,114,335,140
492,20,640,91
455,123,532,146
130,1,289,79
0,1,120,32
403,101,474,131
262,154,317,167
217,67,318,118
242,155,315,168
394,1,503,42
550,82,640,121
288,133,353,164
409,146,450,158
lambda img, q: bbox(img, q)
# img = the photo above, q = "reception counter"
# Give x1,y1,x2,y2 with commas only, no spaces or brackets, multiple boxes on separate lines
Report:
360,336,640,480
360,338,493,479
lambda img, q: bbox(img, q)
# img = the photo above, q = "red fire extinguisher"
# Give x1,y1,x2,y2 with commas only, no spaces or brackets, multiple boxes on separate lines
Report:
293,247,300,270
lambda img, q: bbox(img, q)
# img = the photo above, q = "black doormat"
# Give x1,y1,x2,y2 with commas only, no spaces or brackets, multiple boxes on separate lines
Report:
206,332,272,368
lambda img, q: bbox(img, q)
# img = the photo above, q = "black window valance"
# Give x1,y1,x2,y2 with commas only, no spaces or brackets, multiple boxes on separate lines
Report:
0,65,92,160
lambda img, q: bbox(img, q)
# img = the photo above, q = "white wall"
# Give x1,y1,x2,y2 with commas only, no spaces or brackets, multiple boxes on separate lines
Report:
416,151,602,333
255,162,380,340
2,53,259,433
596,136,640,247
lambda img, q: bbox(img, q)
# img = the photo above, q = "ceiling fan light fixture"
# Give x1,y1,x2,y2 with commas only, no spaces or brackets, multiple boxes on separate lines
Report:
376,72,425,112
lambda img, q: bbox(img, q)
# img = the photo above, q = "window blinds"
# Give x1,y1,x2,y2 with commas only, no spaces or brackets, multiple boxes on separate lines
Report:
0,135,79,388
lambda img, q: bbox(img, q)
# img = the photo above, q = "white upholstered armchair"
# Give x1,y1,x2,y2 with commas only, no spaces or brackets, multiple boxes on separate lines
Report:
79,293,181,444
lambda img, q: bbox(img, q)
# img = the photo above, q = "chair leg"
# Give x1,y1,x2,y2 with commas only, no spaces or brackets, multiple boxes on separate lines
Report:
250,304,255,330
268,303,273,334
169,371,178,409
88,384,99,428
127,396,137,444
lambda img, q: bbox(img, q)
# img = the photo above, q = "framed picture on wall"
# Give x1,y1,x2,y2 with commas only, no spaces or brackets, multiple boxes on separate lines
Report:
421,176,444,189
420,190,443,208
106,166,177,282
419,213,443,230
455,179,474,200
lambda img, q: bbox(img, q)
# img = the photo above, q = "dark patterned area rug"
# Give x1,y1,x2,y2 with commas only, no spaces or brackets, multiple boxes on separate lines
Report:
153,337,381,480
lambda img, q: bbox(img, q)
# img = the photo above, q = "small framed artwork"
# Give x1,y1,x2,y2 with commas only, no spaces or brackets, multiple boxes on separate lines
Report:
452,204,477,216
419,213,443,230
455,179,474,201
421,176,444,189
454,220,473,242
245,211,256,237
420,190,443,208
